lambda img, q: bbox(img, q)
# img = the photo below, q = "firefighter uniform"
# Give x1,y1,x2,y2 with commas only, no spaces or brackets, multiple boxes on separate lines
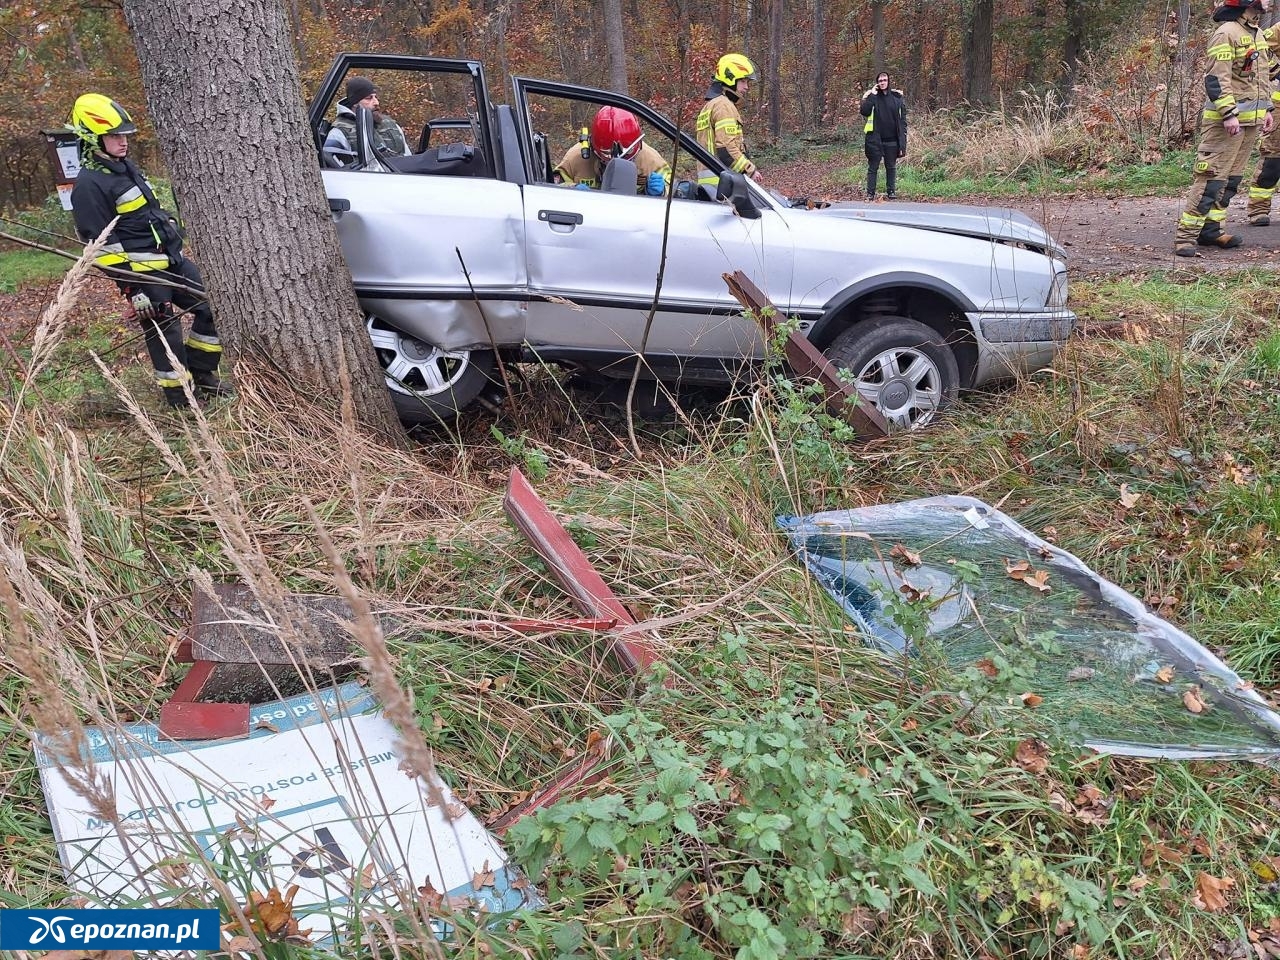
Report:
553,142,672,193
697,90,756,181
71,152,222,405
1246,23,1280,224
1175,4,1270,254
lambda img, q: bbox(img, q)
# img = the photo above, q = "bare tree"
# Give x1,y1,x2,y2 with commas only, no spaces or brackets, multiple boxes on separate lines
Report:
603,0,630,93
963,0,994,105
871,0,886,74
811,0,828,126
1059,0,1088,103
121,0,405,441
767,0,784,139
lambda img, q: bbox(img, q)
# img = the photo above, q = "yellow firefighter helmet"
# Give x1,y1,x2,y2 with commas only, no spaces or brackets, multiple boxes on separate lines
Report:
715,53,759,87
69,93,138,148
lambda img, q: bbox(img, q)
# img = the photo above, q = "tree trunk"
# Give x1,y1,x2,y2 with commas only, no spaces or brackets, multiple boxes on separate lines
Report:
963,0,994,106
767,0,783,140
1026,0,1046,84
811,0,827,125
905,0,924,105
871,0,886,73
1058,0,1087,104
603,0,630,94
927,19,947,109
122,0,406,442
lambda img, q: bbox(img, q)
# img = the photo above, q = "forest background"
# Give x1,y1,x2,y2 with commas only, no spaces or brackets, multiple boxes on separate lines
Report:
0,0,1211,211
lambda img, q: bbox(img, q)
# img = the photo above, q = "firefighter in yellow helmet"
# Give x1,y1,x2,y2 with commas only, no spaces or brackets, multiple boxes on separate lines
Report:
696,53,762,186
1174,0,1273,256
68,93,225,408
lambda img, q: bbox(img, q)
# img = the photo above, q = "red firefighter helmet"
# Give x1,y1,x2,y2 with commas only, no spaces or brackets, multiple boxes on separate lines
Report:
590,107,643,163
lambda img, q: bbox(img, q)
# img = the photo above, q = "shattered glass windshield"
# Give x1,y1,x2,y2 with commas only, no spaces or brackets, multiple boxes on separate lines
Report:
779,496,1280,760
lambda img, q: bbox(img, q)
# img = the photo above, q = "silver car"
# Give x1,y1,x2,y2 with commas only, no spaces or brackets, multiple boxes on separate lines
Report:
309,55,1074,429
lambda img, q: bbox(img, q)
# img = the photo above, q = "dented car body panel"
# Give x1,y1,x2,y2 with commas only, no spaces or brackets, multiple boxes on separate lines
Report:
308,53,1075,423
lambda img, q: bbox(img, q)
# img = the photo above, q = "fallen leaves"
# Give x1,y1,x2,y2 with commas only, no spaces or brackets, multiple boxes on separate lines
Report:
1118,483,1141,509
1014,738,1049,773
241,884,311,942
1183,685,1208,714
889,543,921,566
1193,872,1235,912
1005,559,1051,592
1019,692,1044,708
1155,666,1175,684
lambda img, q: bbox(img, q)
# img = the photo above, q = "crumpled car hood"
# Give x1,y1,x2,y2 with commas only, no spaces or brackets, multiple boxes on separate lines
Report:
818,201,1065,260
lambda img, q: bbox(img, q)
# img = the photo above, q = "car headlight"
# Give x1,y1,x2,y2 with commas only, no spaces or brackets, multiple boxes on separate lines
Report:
1046,265,1069,309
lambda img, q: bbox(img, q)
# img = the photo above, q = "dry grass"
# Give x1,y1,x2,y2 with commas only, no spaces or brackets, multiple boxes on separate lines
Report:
3,267,1280,957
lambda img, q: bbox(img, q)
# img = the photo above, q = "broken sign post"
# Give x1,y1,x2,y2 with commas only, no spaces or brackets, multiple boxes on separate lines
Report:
723,269,889,439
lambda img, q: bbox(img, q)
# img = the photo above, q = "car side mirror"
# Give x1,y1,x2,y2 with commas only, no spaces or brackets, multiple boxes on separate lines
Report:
717,170,761,219
601,156,638,195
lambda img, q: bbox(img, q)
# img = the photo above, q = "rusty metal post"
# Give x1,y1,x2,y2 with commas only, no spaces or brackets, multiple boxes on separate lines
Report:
723,270,889,438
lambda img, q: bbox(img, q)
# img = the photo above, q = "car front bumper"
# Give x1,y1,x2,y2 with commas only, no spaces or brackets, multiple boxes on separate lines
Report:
968,309,1077,385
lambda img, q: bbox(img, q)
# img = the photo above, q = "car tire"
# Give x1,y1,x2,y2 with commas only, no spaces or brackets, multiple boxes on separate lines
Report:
823,317,959,430
366,314,496,424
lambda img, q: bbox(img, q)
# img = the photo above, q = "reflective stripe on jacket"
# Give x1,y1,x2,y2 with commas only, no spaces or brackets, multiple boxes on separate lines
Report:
696,94,756,177
71,154,181,274
554,142,672,192
1203,18,1268,125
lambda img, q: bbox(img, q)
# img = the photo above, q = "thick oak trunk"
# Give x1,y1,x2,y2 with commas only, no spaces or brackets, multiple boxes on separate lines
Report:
122,0,406,442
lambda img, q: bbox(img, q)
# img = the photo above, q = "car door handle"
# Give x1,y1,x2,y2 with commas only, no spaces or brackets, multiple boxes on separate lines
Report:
329,197,351,221
539,209,583,226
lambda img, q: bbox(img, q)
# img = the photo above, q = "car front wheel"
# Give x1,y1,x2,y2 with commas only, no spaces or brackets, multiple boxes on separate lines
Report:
823,317,960,430
366,315,495,424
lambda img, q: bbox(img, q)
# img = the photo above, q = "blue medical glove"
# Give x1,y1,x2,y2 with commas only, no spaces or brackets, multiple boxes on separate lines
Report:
575,182,592,190
646,171,666,196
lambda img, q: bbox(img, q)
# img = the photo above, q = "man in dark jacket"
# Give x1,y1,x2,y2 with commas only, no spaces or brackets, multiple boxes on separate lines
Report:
68,93,224,408
324,76,410,164
860,72,908,201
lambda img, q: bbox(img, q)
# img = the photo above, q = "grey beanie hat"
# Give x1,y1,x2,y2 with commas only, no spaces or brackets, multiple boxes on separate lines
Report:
345,76,376,104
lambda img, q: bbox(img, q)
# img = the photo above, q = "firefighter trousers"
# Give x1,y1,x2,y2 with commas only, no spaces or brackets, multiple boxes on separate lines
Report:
865,137,899,198
122,256,222,404
1247,122,1280,223
1175,122,1259,250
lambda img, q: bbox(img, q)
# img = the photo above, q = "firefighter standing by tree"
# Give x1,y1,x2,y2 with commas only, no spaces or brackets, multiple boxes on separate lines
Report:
68,93,225,408
696,53,762,186
553,106,671,195
1245,22,1280,225
1174,0,1273,256
861,72,908,201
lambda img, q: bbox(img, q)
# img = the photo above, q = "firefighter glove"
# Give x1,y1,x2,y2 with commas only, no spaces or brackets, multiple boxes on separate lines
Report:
130,291,158,322
645,171,666,196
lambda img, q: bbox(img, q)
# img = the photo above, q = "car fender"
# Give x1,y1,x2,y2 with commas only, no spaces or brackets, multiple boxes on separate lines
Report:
807,271,978,348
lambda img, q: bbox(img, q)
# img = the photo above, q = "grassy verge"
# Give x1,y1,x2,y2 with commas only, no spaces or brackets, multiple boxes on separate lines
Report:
0,249,69,292
821,149,1195,199
1,261,1279,958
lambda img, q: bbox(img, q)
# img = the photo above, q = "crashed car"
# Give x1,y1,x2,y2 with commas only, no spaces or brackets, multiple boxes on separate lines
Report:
308,54,1074,429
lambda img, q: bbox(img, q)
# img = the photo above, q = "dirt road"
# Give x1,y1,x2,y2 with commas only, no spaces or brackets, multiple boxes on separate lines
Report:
998,194,1280,276
765,157,1279,276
